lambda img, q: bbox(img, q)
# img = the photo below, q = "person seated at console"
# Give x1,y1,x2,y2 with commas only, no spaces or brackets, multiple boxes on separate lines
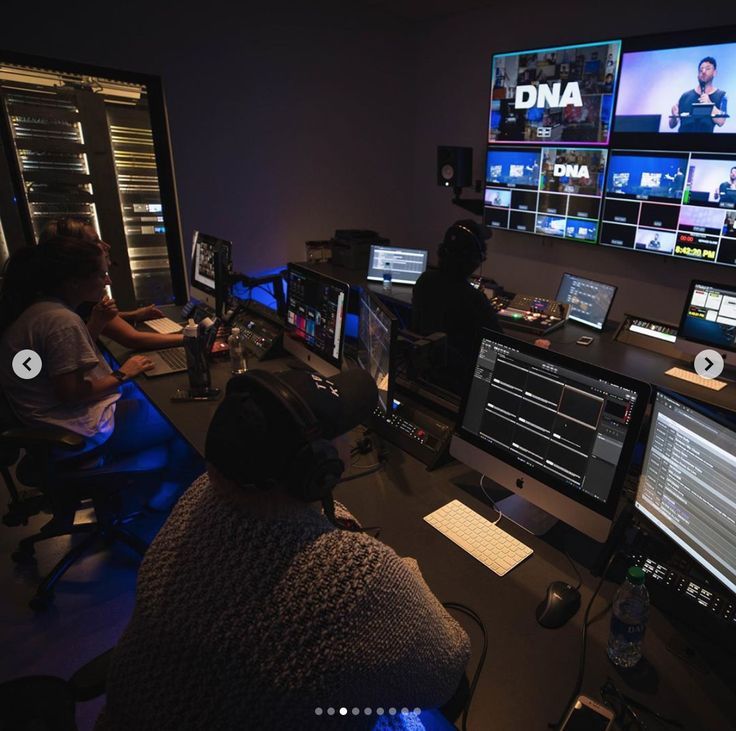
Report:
39,217,183,350
412,220,548,394
0,238,197,509
95,368,470,730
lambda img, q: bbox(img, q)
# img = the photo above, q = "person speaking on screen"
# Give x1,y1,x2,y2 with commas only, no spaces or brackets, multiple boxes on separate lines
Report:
669,56,727,133
714,166,736,200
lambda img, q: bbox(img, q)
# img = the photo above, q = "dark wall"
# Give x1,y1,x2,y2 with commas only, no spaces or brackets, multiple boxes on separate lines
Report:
3,2,736,323
0,3,414,275
408,5,736,324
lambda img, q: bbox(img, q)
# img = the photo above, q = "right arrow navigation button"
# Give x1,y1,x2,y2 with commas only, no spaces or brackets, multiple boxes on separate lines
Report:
694,350,725,380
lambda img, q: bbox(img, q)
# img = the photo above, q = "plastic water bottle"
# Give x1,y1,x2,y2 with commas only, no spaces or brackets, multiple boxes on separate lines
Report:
183,318,211,393
383,261,392,290
228,327,247,374
607,566,649,668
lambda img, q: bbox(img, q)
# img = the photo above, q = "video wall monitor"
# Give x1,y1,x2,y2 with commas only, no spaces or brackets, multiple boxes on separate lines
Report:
614,34,734,147
678,280,736,353
366,245,428,286
484,146,607,241
357,289,397,413
190,231,232,311
556,273,617,330
451,330,649,542
600,150,736,266
489,40,621,145
284,264,349,377
636,390,736,596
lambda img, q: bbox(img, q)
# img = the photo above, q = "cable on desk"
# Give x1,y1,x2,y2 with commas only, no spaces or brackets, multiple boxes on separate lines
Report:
442,603,487,731
479,474,502,525
562,542,582,592
548,550,620,731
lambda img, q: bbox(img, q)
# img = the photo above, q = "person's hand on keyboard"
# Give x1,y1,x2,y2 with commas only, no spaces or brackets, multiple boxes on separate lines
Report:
127,304,165,323
120,355,155,378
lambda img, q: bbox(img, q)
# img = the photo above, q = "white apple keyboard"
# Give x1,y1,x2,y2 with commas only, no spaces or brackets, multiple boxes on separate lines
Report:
144,317,182,334
665,367,727,391
424,500,533,576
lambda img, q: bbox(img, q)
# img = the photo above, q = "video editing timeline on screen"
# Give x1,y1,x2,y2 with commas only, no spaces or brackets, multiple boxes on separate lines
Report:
489,40,621,145
462,338,638,503
600,150,736,266
679,281,736,351
366,246,428,286
286,267,346,365
484,146,607,241
636,392,736,597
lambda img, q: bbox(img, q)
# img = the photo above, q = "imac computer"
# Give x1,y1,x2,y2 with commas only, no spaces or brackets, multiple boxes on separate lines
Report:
556,272,617,331
357,289,397,413
451,330,650,541
190,231,232,314
677,280,736,367
366,245,428,286
284,264,349,377
635,390,736,596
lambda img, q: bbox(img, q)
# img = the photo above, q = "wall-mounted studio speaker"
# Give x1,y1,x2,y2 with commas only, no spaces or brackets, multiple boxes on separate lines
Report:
437,146,473,188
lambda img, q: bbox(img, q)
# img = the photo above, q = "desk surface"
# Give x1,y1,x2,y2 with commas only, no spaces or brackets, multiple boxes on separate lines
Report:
104,314,735,730
302,261,736,413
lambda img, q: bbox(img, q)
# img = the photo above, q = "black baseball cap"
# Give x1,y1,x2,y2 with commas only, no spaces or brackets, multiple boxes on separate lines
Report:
204,368,378,486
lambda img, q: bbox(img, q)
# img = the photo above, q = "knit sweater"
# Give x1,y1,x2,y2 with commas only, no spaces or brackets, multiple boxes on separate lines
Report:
95,474,470,731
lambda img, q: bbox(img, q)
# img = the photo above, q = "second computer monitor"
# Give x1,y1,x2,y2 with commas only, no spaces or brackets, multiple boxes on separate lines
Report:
678,280,736,355
366,245,428,286
556,272,617,331
357,289,397,413
636,390,736,596
190,231,232,313
451,330,650,541
284,264,349,377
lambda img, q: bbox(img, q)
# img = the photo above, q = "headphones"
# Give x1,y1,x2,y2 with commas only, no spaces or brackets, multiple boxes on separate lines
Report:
438,221,488,265
233,370,345,503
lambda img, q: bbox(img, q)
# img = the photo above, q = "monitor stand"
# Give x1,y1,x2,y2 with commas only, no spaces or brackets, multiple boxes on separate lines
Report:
496,494,557,536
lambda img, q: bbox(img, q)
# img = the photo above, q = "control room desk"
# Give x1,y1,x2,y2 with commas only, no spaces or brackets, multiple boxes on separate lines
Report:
103,330,735,730
300,260,736,413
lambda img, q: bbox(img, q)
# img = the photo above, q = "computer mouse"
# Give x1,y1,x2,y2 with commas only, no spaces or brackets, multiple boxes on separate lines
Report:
536,581,581,629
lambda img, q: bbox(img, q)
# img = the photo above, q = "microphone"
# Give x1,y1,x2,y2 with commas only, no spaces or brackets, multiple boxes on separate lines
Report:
700,80,707,95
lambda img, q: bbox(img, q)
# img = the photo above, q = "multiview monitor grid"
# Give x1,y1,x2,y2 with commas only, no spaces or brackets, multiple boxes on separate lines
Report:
484,27,736,269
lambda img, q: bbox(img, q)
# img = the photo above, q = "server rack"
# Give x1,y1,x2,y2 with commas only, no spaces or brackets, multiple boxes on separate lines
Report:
0,51,187,309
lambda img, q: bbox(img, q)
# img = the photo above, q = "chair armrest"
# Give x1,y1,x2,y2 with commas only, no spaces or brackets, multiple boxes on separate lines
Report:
70,647,115,701
0,426,85,451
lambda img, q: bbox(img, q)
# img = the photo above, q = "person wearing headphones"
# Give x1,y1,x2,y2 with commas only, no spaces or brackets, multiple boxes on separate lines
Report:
96,368,470,731
412,220,549,394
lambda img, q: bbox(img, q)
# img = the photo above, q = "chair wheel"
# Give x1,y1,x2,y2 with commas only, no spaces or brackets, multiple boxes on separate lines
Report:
29,592,53,611
11,549,35,565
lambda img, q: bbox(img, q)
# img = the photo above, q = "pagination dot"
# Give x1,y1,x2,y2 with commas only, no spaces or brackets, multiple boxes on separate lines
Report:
314,707,323,716
339,708,347,716
327,707,335,716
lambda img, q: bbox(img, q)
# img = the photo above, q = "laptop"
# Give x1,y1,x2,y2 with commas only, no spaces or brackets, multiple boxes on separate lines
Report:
143,347,188,377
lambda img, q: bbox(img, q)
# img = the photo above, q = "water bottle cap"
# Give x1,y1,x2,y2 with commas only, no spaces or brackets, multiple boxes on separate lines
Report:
231,327,240,335
627,566,645,584
183,319,198,336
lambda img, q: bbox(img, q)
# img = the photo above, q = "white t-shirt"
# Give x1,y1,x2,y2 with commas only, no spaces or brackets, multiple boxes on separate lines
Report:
0,299,119,445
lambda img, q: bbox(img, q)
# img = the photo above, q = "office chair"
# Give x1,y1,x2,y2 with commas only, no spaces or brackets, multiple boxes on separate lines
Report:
0,647,112,731
0,390,167,610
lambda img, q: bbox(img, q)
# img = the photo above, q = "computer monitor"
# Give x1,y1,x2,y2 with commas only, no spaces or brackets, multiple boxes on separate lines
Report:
190,231,232,313
556,272,618,330
451,330,650,541
635,390,736,595
284,264,349,377
357,289,397,413
366,245,428,286
677,280,736,363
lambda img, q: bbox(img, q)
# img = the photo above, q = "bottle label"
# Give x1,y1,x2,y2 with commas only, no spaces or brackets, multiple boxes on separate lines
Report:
610,615,645,644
